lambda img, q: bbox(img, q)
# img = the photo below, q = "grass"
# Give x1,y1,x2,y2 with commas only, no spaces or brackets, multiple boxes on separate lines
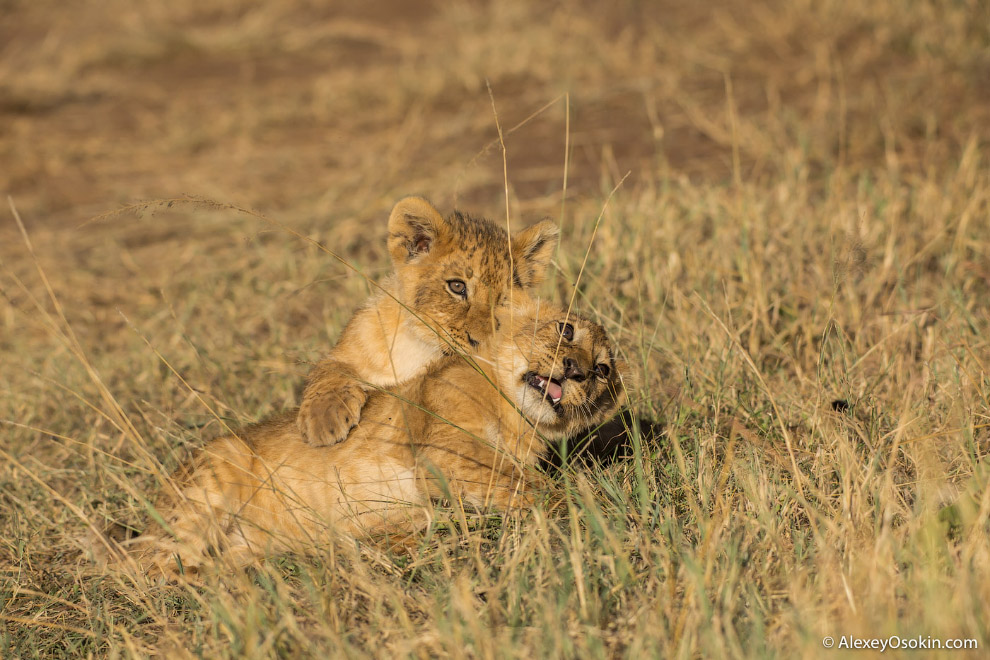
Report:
2,0,990,657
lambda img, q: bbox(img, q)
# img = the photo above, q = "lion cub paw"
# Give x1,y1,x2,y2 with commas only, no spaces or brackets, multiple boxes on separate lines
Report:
298,384,368,447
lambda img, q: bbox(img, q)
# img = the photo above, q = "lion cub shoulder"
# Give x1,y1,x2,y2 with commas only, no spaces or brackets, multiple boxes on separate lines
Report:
298,197,558,447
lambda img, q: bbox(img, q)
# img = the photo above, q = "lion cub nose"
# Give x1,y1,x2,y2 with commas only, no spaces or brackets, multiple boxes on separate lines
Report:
466,332,480,348
562,357,586,382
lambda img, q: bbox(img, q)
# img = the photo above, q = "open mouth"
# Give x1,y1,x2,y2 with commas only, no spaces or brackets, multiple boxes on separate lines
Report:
525,371,563,407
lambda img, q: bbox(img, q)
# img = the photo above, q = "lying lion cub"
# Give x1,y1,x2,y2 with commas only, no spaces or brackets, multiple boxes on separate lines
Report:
109,295,626,578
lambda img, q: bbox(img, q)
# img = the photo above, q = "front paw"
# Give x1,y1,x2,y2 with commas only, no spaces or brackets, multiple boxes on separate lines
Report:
297,386,367,447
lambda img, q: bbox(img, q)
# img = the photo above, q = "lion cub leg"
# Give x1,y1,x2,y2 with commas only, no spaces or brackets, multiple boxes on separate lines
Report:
297,357,368,447
118,449,245,581
122,487,230,581
461,473,543,513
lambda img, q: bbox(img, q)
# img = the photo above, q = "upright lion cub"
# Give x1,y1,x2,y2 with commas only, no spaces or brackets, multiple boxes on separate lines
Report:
298,197,559,447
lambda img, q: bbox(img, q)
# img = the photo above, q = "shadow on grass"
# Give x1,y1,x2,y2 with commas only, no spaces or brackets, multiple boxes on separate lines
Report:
542,410,664,473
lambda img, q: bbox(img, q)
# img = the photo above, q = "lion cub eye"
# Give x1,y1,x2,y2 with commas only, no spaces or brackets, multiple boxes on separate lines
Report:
446,279,467,298
557,322,574,341
595,363,611,379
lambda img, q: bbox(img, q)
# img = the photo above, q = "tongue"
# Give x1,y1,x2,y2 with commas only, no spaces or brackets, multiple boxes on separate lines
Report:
546,380,563,401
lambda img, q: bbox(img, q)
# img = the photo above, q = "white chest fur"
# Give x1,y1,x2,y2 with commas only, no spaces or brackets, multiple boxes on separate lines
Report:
368,328,442,386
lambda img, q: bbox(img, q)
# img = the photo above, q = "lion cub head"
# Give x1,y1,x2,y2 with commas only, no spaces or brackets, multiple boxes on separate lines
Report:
387,197,559,353
494,296,628,439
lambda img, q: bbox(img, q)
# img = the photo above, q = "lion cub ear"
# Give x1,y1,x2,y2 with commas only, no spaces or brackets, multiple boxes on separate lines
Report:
387,197,446,264
510,219,559,288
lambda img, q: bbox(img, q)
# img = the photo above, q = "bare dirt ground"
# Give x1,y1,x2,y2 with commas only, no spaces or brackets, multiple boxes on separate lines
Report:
4,0,986,230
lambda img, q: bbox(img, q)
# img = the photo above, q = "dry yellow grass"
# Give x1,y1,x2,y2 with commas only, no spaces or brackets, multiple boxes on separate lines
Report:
2,0,990,657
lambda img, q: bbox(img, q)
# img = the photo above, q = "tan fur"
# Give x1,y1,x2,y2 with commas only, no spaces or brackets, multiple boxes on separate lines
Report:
298,197,559,447
109,297,626,579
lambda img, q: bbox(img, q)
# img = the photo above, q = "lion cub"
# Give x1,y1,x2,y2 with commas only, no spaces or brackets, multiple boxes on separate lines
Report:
110,296,626,578
298,197,559,447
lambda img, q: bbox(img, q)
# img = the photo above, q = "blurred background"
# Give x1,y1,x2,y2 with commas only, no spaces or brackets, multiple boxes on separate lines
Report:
3,0,987,231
